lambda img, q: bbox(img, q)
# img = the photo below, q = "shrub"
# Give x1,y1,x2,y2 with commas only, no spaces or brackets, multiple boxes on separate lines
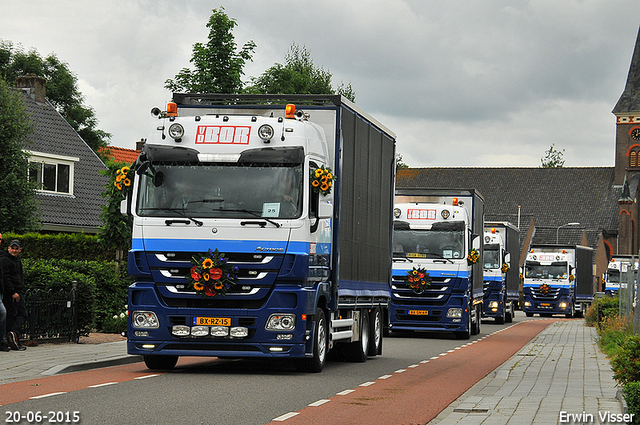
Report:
23,259,97,337
623,382,640,425
102,311,128,334
2,232,115,261
585,296,619,329
598,315,632,358
611,334,640,386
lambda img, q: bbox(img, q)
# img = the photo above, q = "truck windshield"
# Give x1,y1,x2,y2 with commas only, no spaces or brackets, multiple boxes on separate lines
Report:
607,270,620,284
484,244,500,269
525,262,568,279
135,163,303,219
393,221,465,259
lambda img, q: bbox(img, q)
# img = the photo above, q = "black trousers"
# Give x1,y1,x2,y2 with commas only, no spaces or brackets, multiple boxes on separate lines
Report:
4,292,27,336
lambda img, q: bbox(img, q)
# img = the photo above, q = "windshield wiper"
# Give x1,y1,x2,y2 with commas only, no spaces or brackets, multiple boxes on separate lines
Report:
393,252,413,262
236,209,281,228
422,252,454,264
138,207,203,227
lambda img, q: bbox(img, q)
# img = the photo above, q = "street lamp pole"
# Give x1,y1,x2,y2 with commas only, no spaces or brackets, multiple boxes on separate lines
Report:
556,222,580,244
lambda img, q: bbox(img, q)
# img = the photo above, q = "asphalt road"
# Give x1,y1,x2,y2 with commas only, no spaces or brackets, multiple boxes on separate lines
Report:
1,315,547,425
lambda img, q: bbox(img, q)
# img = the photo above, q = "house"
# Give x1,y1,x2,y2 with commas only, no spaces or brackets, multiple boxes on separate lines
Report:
397,25,640,291
16,75,108,234
99,143,143,165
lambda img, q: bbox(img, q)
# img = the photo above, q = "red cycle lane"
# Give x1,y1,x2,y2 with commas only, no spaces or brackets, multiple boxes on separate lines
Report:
269,319,558,425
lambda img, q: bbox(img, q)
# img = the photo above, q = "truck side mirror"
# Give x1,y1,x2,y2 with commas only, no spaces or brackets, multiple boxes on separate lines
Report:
318,201,333,219
504,253,511,263
120,199,128,215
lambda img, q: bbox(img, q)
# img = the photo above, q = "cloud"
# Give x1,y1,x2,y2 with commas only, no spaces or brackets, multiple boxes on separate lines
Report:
3,0,639,167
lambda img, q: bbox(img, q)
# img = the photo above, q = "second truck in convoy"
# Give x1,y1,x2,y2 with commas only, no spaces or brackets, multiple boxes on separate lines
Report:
390,188,485,339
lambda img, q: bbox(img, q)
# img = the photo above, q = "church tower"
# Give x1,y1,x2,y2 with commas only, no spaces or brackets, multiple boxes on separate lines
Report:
613,25,640,254
614,25,640,185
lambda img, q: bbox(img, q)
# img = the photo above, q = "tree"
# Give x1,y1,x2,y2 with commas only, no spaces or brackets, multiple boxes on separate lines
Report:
0,79,39,232
541,144,565,168
246,43,356,102
0,40,111,156
396,154,409,170
165,7,256,94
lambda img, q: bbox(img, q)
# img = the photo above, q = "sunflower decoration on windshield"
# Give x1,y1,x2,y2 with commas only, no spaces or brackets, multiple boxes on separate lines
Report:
311,165,334,196
501,263,510,273
188,249,239,298
539,283,551,295
407,266,431,294
467,249,480,265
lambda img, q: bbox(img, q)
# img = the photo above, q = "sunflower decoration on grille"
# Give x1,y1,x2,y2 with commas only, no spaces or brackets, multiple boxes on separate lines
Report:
407,266,431,294
188,249,239,298
539,283,551,295
467,248,480,265
501,263,510,273
114,166,132,192
311,165,334,196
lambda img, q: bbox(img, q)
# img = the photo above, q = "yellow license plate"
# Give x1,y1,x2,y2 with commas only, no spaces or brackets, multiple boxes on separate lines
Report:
540,303,551,306
409,310,429,316
194,317,231,326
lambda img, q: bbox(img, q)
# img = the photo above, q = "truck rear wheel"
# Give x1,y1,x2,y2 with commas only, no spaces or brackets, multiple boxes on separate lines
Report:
143,354,178,370
346,309,369,362
295,308,327,373
368,307,383,356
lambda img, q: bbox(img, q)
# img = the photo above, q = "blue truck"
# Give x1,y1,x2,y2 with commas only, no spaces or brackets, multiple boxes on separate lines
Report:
124,94,396,372
389,188,485,339
523,244,594,317
482,222,519,324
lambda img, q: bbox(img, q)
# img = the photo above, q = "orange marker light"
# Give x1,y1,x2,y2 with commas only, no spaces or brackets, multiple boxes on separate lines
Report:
166,102,178,117
491,228,496,233
452,197,459,206
301,314,307,321
285,104,296,119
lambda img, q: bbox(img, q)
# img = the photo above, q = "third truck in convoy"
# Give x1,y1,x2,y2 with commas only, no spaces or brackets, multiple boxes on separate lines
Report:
482,222,519,324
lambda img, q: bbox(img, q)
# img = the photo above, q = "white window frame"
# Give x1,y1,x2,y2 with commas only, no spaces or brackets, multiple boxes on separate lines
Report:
28,151,79,195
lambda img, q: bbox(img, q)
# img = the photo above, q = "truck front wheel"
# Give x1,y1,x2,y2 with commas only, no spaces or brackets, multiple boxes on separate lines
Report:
295,308,327,373
143,354,178,370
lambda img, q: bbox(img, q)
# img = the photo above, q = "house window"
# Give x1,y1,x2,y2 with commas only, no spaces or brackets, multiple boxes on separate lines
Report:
631,150,638,168
28,151,79,195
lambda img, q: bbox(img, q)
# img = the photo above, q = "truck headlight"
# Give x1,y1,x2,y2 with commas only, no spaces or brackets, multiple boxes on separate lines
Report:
258,124,274,141
191,326,209,337
489,301,499,308
446,308,463,318
265,314,296,331
132,311,159,329
559,302,568,309
172,325,190,336
168,123,184,140
524,301,531,307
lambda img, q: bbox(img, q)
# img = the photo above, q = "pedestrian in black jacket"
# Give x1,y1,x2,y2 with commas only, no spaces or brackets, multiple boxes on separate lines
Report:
0,233,8,351
1,239,27,350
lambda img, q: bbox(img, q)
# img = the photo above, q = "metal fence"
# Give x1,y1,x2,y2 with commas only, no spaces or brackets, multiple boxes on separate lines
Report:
22,285,79,343
617,257,640,333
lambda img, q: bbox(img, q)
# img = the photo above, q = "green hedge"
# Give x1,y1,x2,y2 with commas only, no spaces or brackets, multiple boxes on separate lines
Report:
2,232,115,261
623,382,640,425
23,259,133,334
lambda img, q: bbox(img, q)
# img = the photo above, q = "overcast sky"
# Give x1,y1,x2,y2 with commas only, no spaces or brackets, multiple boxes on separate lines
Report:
4,1,640,167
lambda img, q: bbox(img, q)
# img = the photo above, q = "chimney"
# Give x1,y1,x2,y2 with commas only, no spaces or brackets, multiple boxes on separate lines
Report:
15,74,47,103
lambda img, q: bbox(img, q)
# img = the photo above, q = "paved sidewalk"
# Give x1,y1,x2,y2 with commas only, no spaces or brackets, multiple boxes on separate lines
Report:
0,335,140,385
428,320,627,425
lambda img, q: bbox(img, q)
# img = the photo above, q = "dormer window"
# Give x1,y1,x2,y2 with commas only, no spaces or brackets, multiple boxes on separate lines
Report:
28,151,79,195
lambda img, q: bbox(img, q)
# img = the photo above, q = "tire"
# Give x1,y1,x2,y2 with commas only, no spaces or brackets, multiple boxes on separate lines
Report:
505,302,513,323
143,354,178,370
495,303,505,325
470,305,480,336
565,302,575,319
346,309,369,362
295,308,328,373
475,305,482,334
368,307,383,356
